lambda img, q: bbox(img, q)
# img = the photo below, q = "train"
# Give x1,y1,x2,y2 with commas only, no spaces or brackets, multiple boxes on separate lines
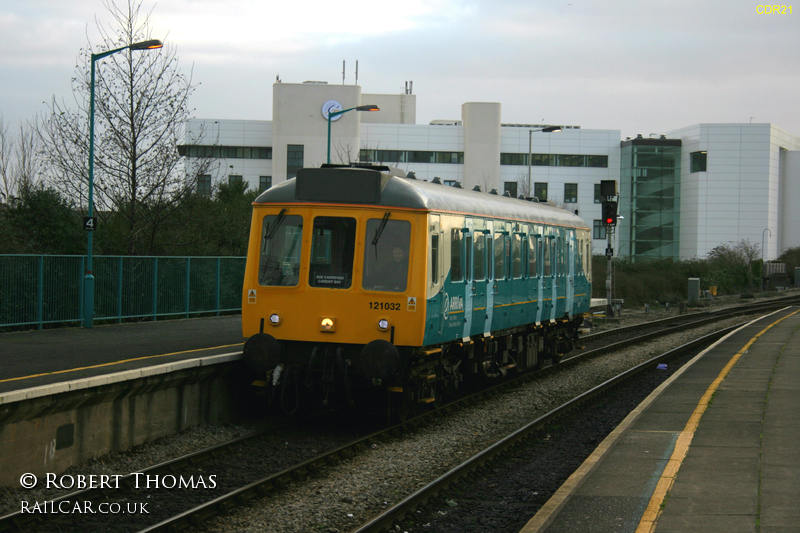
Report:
241,164,592,413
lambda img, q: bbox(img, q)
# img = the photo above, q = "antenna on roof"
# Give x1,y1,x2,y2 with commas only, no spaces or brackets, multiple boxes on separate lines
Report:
342,60,345,85
355,60,359,85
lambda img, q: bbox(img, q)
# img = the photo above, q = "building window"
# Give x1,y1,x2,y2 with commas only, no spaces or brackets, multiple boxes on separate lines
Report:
586,155,608,168
503,181,518,198
501,153,527,165
557,154,583,167
259,176,272,192
594,183,602,203
408,151,434,164
178,145,272,159
690,151,707,172
529,154,553,166
564,183,578,203
534,182,548,202
360,149,464,164
499,153,608,168
197,174,211,196
593,220,607,240
287,144,304,178
228,175,243,187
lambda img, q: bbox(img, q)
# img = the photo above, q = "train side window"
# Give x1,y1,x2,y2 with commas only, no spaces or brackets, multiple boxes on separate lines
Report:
465,233,473,282
556,237,562,276
450,228,463,282
512,234,523,279
528,235,538,278
431,233,439,286
473,233,486,281
363,219,411,292
543,238,552,277
309,216,356,289
586,241,592,281
259,214,303,286
493,233,506,280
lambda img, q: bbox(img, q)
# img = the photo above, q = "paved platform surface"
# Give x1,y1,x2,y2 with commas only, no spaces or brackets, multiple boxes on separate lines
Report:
522,306,800,533
0,316,244,394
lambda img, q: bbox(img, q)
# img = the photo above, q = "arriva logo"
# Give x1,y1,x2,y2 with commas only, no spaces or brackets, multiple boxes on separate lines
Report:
443,293,464,318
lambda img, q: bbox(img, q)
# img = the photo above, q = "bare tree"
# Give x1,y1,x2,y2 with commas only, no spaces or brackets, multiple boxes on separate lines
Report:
0,118,41,203
0,118,11,203
38,0,196,254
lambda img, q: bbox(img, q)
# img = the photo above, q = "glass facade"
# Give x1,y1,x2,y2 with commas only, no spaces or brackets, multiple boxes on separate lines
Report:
619,139,682,261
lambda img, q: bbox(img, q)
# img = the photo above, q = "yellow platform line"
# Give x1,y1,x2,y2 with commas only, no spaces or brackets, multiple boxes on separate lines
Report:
635,307,800,533
0,342,244,385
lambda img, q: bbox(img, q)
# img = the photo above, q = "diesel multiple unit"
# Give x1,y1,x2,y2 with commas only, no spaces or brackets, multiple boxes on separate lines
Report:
241,165,591,411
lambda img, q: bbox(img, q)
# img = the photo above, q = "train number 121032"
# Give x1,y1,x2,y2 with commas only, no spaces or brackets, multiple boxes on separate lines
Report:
369,301,401,311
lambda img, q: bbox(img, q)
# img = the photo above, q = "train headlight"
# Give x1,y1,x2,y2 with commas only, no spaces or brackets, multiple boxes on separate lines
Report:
320,317,336,332
269,313,281,326
377,318,390,331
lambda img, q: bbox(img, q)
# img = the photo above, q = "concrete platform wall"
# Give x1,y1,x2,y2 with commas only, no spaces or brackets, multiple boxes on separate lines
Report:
0,361,243,487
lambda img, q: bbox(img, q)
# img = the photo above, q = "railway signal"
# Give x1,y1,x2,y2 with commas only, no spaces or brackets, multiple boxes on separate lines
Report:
602,200,618,226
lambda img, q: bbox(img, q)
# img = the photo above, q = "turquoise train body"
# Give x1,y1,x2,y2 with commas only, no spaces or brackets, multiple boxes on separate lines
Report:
241,165,592,409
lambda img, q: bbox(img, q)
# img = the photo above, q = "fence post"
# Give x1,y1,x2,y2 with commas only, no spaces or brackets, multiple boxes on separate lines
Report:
216,257,221,316
152,257,159,321
185,257,191,318
37,255,44,330
117,256,123,322
79,256,85,325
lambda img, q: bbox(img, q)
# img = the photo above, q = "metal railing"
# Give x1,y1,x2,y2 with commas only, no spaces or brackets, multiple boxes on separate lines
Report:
0,255,246,330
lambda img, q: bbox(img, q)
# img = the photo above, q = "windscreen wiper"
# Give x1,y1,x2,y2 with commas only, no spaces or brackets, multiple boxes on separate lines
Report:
265,208,287,241
371,211,391,258
372,211,391,245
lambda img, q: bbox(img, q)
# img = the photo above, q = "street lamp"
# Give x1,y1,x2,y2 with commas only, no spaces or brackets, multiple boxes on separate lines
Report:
527,126,562,199
326,104,379,164
83,39,163,328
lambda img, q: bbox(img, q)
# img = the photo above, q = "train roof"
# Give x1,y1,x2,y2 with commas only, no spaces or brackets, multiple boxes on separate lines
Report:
253,166,589,230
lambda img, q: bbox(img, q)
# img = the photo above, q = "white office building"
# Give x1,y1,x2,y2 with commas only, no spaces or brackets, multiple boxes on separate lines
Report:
668,123,800,260
180,81,800,260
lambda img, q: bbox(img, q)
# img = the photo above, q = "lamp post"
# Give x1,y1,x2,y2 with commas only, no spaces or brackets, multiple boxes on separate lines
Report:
527,125,561,199
326,104,379,164
83,39,163,329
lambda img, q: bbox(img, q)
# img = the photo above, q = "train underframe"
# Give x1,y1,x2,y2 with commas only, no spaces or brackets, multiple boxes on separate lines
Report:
243,315,583,415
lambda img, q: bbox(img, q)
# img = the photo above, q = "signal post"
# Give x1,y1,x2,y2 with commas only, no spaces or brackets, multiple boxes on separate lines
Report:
600,180,618,317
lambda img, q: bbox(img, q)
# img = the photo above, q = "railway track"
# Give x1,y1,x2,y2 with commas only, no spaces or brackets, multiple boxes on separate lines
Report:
352,322,747,532
1,296,796,532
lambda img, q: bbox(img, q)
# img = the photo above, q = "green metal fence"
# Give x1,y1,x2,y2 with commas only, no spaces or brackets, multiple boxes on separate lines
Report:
0,255,246,330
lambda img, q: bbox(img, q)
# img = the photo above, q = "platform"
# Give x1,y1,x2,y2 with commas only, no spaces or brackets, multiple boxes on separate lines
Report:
522,305,800,533
0,315,244,395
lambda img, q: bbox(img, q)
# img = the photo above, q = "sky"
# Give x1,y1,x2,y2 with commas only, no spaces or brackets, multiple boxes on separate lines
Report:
1,0,799,138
